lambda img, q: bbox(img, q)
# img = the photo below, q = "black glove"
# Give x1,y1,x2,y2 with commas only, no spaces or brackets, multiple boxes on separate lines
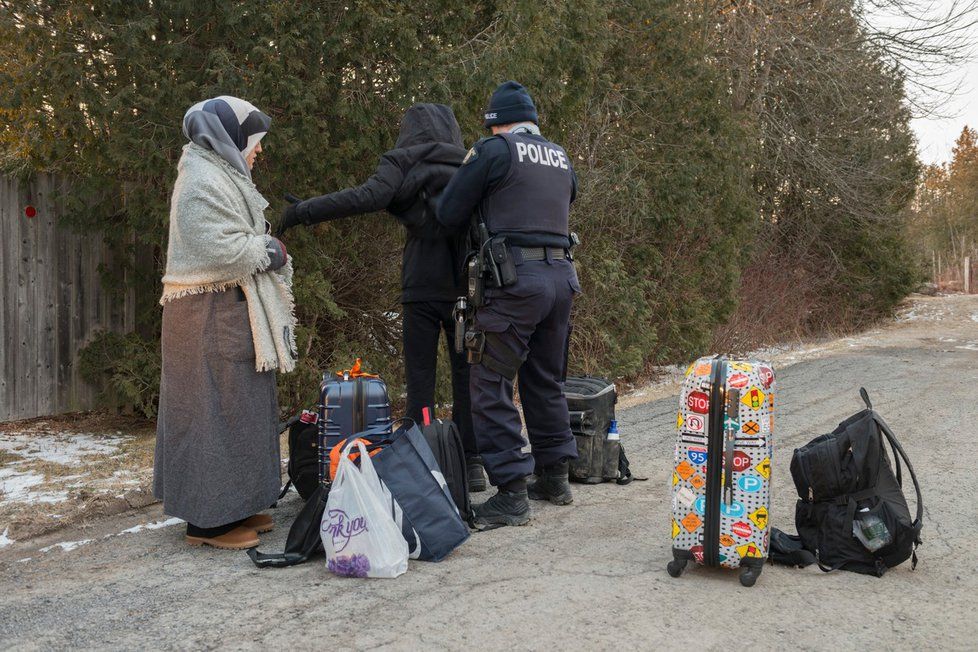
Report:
276,193,305,237
264,235,288,271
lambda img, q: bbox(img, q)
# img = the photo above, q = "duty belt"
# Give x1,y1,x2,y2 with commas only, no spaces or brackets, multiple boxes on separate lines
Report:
515,246,571,262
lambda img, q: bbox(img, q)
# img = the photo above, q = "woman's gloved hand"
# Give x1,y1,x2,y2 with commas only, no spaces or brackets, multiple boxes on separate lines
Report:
276,193,305,237
264,235,288,271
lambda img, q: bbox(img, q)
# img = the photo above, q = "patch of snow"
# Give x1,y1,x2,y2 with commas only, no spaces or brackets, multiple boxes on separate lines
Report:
117,517,184,536
971,313,978,323
16,557,32,563
110,470,141,486
0,468,69,503
0,431,129,465
956,343,978,351
0,527,13,548
39,538,92,553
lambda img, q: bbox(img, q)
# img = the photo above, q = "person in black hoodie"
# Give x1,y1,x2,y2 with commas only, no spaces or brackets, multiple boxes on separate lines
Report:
277,103,487,491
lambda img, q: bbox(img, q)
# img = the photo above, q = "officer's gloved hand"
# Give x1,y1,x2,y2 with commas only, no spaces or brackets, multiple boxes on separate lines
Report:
264,235,288,271
276,193,305,237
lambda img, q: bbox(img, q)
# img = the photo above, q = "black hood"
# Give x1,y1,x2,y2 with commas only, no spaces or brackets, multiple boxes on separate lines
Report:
395,103,464,149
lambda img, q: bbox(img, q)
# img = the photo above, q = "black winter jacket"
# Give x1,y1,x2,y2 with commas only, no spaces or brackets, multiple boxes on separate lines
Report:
295,104,467,303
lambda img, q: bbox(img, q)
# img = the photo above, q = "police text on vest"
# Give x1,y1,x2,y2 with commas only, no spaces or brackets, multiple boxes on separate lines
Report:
515,141,569,169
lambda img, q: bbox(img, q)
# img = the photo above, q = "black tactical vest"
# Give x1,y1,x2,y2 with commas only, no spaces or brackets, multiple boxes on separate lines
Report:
482,132,573,237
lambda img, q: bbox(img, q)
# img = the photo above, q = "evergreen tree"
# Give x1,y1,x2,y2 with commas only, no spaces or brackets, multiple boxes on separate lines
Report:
0,1,921,414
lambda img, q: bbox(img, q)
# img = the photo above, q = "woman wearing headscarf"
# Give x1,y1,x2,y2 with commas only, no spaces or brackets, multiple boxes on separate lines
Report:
154,96,298,550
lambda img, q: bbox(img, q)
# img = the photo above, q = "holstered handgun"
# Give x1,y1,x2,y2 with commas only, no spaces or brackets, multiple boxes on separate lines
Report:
488,237,518,287
463,330,485,365
568,231,580,261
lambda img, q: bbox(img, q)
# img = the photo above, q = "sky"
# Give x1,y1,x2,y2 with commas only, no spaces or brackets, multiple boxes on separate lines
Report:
910,53,978,166
866,1,978,166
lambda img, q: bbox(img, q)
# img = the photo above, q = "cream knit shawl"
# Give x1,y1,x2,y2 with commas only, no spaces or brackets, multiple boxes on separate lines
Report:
160,143,297,373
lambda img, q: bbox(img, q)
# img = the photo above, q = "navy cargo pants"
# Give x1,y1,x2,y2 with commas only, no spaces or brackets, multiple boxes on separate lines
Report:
469,254,580,487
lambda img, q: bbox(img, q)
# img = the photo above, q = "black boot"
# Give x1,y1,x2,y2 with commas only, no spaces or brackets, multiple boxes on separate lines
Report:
472,489,530,527
466,456,487,493
528,461,574,505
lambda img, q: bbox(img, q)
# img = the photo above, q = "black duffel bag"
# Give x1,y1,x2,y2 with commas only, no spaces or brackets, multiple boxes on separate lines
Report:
772,388,923,576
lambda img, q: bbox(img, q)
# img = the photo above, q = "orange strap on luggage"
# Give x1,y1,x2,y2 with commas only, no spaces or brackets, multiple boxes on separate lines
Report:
335,357,379,379
329,437,382,480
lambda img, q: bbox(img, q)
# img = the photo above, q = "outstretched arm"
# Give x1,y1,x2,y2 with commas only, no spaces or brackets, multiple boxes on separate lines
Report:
279,154,404,234
300,154,403,223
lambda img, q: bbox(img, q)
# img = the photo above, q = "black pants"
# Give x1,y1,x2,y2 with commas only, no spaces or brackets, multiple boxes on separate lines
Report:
470,257,580,486
402,301,476,456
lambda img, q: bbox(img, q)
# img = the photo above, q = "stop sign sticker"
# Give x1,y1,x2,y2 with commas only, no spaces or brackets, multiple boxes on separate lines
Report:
728,373,749,389
686,390,710,414
725,450,751,473
758,365,774,389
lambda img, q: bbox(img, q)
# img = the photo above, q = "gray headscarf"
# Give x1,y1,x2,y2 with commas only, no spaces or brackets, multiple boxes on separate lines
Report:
182,96,271,179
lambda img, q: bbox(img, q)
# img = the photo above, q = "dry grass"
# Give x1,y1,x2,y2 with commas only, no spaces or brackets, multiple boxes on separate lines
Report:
0,410,160,541
0,450,24,465
0,409,298,543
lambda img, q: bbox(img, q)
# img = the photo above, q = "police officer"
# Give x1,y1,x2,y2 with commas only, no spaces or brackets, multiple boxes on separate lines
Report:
436,81,580,527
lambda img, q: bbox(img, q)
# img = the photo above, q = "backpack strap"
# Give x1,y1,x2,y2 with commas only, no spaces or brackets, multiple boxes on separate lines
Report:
859,387,873,410
769,528,851,573
616,444,648,485
859,390,923,529
277,479,293,500
862,388,904,485
872,408,923,570
873,415,924,529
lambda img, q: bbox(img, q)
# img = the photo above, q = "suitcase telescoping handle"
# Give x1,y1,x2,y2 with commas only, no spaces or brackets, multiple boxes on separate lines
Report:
724,388,740,504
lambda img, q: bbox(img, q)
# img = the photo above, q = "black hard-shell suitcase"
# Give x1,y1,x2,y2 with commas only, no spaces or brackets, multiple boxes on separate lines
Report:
318,360,392,456
565,376,619,483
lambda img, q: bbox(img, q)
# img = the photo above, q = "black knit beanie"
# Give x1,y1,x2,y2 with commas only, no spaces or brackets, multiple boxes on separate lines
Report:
483,81,538,129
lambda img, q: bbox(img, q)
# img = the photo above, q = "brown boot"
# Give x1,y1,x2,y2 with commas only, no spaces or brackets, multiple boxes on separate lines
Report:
241,513,274,533
186,525,259,550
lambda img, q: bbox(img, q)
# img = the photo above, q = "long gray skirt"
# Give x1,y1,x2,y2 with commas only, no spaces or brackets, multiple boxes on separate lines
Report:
153,288,281,528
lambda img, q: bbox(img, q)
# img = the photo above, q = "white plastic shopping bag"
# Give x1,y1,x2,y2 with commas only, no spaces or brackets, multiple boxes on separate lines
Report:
321,439,409,578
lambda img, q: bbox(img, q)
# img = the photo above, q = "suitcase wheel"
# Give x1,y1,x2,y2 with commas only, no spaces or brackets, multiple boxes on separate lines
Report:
739,564,762,587
666,558,687,578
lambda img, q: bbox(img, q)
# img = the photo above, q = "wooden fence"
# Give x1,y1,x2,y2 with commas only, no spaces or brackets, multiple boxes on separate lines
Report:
1,174,135,422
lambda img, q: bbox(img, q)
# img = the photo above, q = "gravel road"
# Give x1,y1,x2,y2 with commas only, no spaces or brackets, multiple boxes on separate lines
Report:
1,294,975,650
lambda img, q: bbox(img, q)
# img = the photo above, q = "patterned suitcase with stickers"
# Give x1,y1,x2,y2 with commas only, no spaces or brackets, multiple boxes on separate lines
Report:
667,355,775,587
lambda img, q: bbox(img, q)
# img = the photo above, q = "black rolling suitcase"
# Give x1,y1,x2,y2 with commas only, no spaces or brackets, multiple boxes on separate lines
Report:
318,358,392,456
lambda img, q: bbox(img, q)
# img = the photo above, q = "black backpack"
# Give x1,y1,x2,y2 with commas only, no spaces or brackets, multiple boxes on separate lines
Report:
421,419,472,524
771,389,923,576
565,375,642,485
279,411,321,501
